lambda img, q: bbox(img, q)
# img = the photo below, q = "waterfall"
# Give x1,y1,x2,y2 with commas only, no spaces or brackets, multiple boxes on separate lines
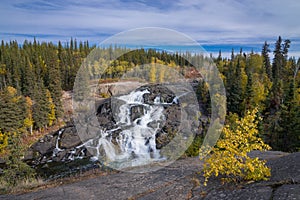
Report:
50,88,180,169
52,129,64,157
90,89,166,167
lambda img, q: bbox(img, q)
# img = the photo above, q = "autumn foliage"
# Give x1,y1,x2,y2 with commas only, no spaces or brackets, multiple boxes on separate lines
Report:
201,108,271,185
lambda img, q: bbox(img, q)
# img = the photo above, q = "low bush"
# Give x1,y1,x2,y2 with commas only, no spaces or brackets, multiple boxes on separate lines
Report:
201,108,271,186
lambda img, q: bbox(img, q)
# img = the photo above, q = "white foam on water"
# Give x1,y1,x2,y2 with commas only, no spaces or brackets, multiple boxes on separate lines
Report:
51,89,180,169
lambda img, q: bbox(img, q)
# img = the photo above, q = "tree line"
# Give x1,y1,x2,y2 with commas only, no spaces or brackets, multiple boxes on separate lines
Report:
0,37,299,153
213,37,300,152
0,39,91,135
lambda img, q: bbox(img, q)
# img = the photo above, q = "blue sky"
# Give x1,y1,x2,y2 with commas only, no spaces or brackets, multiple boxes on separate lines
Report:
1,0,300,56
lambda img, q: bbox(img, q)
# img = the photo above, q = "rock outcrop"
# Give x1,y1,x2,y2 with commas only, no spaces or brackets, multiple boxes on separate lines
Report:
1,151,299,200
98,81,144,97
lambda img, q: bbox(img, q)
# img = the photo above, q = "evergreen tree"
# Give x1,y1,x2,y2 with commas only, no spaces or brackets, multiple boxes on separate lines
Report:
244,72,255,111
272,36,283,81
0,37,298,152
23,96,34,134
279,80,300,151
197,80,211,115
227,59,243,115
0,86,26,132
46,45,63,118
263,36,292,150
32,79,50,130
262,41,272,79
21,57,35,97
0,128,8,154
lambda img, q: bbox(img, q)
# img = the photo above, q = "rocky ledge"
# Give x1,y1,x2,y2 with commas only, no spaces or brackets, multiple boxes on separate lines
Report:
1,151,299,200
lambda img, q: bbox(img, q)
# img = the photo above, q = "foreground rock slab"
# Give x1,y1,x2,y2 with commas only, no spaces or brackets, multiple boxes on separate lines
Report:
1,151,299,200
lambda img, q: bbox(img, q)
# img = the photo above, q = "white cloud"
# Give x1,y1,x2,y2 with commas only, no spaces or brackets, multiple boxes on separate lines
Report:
0,0,300,48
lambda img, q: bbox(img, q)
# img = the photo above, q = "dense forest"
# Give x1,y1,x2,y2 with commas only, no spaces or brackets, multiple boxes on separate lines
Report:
0,36,299,155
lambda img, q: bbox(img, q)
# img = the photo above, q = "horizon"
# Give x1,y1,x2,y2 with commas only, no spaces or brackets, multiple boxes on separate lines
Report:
1,37,299,59
1,0,300,58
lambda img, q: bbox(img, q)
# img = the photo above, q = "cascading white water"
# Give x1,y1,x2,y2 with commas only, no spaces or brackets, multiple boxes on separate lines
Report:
89,89,166,167
51,89,179,168
52,129,64,157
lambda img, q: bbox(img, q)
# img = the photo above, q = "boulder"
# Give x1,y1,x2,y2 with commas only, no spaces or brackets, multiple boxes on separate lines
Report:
52,151,68,162
23,149,35,162
28,126,85,165
31,134,57,155
98,81,144,97
60,127,82,149
140,84,176,104
130,105,145,122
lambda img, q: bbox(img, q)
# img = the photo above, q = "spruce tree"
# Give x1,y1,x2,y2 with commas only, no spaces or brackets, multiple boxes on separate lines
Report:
263,36,291,150
272,36,283,81
279,81,299,152
262,41,272,79
21,57,35,97
227,59,243,116
32,79,50,130
244,72,254,111
46,45,63,118
0,86,26,132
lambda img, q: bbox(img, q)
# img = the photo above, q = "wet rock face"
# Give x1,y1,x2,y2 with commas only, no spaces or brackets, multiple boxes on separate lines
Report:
26,84,184,167
97,84,182,150
24,125,85,167
139,84,177,105
130,105,145,122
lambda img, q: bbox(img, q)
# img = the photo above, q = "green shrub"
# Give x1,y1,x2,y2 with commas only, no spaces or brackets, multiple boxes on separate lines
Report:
0,132,36,188
185,135,203,157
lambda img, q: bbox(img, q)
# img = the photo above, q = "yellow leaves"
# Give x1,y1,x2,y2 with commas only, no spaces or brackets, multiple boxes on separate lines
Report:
46,90,56,126
6,86,17,96
240,67,248,92
5,86,23,103
201,108,271,185
247,162,255,173
25,96,33,107
168,60,177,67
0,130,8,154
0,64,7,75
149,64,156,83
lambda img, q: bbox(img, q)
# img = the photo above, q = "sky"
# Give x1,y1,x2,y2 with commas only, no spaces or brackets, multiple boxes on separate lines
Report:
0,0,300,56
